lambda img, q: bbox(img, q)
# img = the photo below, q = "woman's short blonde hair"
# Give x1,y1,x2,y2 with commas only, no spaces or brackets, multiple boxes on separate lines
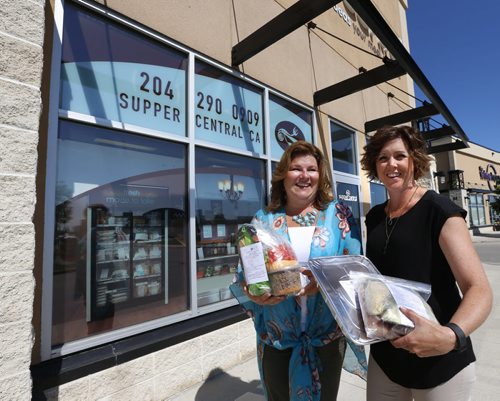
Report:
267,141,333,212
360,125,432,181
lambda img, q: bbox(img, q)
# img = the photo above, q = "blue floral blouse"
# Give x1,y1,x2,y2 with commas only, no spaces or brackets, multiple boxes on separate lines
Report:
230,201,367,401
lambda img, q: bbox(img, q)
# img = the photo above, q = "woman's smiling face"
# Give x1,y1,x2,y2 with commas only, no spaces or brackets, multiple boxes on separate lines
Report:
283,154,319,206
376,138,414,190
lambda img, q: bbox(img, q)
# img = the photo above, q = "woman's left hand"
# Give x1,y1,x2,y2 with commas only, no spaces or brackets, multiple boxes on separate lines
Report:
390,307,457,357
297,267,320,296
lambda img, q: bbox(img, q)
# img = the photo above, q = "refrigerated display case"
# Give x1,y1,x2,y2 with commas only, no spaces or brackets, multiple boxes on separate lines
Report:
86,207,169,321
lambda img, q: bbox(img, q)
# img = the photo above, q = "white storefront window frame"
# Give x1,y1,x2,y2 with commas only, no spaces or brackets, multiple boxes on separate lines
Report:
41,0,318,360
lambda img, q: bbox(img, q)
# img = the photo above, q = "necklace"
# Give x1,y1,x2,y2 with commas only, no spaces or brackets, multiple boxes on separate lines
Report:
291,209,318,226
386,185,419,225
383,186,418,254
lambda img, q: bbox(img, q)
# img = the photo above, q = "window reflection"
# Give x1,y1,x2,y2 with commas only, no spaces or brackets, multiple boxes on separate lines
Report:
468,193,486,226
331,122,357,175
269,94,313,159
370,181,387,207
195,147,266,306
60,2,187,136
194,60,264,154
53,120,188,346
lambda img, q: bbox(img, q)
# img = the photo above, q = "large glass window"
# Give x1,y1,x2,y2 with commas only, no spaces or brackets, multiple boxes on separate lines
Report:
195,148,266,307
195,60,264,154
52,120,188,346
60,2,187,136
269,94,313,160
370,182,387,207
47,0,323,356
468,193,486,226
489,195,500,225
331,121,357,175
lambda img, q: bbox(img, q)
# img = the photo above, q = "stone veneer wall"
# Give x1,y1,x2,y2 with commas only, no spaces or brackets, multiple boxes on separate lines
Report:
0,0,45,399
44,319,256,400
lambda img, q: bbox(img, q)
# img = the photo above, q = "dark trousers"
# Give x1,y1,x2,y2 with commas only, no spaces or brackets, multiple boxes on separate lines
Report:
262,337,346,401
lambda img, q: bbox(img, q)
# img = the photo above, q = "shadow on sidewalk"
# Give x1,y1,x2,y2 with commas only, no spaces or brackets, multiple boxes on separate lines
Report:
472,232,500,239
470,226,500,239
195,368,264,401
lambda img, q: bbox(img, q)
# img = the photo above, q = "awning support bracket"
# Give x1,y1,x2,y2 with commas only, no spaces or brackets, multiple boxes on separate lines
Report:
314,58,405,106
231,0,341,67
364,102,439,132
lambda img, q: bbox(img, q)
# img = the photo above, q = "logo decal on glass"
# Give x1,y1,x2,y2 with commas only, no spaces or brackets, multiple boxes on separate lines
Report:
274,121,305,150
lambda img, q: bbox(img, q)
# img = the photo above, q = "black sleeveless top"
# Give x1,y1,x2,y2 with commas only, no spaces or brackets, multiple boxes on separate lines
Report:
365,190,475,388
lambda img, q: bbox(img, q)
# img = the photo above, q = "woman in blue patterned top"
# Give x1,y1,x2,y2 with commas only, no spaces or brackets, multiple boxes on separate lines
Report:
231,141,367,401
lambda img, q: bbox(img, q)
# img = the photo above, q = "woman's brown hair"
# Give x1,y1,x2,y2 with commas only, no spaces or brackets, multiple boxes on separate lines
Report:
360,125,432,180
267,141,333,212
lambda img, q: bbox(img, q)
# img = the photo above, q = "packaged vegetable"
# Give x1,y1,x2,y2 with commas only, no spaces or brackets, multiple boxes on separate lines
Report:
237,224,271,296
237,222,302,296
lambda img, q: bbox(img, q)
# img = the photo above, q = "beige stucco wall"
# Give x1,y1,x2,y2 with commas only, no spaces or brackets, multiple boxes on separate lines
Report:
435,142,500,194
0,0,46,398
456,144,500,193
434,142,500,225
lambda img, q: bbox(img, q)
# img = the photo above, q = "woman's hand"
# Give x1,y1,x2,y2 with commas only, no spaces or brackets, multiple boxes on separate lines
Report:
390,307,457,357
242,281,286,306
297,267,320,296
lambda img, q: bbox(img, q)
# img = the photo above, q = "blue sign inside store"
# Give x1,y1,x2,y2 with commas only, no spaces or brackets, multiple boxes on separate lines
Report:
60,61,186,136
194,62,264,154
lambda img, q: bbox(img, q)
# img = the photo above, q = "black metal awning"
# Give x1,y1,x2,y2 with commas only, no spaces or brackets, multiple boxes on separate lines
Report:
421,125,455,141
426,141,467,155
364,102,438,133
231,0,469,152
314,57,406,106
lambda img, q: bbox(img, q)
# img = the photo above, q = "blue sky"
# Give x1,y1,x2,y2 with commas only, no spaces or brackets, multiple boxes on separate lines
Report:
406,1,500,152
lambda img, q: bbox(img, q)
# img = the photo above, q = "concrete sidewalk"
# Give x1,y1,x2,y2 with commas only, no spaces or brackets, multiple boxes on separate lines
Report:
171,231,500,401
470,226,500,243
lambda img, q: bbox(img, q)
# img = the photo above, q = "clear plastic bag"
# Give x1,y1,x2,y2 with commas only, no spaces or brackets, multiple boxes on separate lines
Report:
237,221,301,296
308,255,438,345
350,271,438,342
237,224,271,296
308,255,380,345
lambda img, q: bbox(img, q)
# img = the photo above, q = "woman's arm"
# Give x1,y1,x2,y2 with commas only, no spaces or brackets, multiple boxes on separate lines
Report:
391,215,493,357
439,215,493,335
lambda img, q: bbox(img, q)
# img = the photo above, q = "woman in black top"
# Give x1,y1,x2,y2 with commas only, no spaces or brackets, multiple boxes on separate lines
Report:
360,125,492,401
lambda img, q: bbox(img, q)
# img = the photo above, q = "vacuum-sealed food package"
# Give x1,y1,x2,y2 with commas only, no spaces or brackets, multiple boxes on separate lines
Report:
308,255,438,345
351,271,438,341
237,222,302,296
308,255,380,345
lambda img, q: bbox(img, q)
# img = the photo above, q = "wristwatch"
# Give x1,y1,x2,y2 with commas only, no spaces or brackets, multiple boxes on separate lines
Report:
446,322,467,352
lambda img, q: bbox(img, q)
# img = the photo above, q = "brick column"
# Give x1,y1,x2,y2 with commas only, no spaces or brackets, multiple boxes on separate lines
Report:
0,0,45,398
